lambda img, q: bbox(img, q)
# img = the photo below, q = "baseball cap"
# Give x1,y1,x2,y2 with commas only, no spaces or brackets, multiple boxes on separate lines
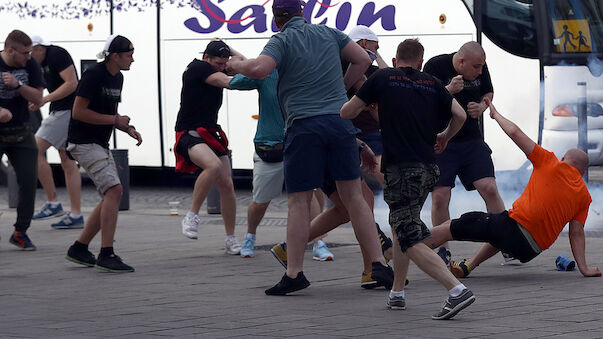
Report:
31,35,51,47
96,34,133,59
273,0,304,16
203,40,231,58
348,26,379,43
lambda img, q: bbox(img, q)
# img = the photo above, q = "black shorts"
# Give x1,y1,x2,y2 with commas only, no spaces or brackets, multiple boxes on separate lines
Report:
450,211,540,263
176,129,229,165
434,138,495,190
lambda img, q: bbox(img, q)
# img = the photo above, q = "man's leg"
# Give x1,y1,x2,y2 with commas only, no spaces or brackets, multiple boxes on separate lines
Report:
406,242,460,290
77,202,102,245
431,186,452,250
247,201,270,234
35,136,57,202
216,155,236,236
59,150,82,215
391,231,410,292
473,177,505,213
286,190,314,278
188,144,224,215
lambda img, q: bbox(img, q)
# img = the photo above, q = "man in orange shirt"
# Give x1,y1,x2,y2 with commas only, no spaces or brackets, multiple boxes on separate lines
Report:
426,98,601,278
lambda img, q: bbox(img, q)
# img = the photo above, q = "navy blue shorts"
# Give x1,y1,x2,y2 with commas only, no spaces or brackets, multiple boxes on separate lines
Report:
357,131,383,156
283,115,360,193
434,138,495,190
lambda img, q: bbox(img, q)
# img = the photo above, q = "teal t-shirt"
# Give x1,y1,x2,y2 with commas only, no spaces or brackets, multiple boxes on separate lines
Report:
261,17,351,129
229,70,284,146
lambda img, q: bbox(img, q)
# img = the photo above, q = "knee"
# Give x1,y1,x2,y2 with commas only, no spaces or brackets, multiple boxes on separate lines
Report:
105,184,123,199
480,182,500,200
431,190,450,210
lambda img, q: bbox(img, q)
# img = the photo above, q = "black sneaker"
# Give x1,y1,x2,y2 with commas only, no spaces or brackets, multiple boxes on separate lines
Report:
65,245,96,267
370,262,394,290
432,289,476,320
265,272,310,295
95,254,135,273
375,223,393,254
437,247,451,267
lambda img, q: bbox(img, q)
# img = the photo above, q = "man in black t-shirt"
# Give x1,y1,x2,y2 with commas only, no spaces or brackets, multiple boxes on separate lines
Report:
423,42,506,264
342,39,475,320
174,40,242,255
29,35,84,229
0,30,44,251
64,35,142,273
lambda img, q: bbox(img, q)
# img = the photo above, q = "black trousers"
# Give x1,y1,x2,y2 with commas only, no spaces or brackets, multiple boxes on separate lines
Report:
0,133,38,232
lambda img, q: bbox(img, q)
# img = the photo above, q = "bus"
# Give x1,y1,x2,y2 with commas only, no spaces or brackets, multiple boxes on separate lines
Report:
1,0,600,175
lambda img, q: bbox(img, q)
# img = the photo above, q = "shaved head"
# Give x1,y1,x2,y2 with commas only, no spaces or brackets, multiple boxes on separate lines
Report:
457,41,485,59
563,148,589,174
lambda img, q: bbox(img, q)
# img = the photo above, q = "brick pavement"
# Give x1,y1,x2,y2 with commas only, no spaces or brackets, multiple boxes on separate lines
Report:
1,185,603,338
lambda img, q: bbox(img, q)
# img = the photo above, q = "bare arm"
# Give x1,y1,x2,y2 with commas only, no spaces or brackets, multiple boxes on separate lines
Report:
486,97,536,157
226,55,275,80
374,51,388,69
467,91,493,119
569,219,601,277
435,99,466,153
31,65,78,110
1,72,43,106
205,71,233,89
340,96,367,119
341,41,371,91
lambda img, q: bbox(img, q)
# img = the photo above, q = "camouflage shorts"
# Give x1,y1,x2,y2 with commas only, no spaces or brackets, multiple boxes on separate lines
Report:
383,162,439,252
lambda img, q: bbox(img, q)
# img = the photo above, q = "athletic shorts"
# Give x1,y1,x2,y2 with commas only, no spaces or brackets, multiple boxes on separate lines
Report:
283,115,360,193
252,152,284,204
67,142,120,195
35,110,71,150
450,211,540,263
383,162,439,252
175,127,230,165
434,138,495,190
357,130,383,156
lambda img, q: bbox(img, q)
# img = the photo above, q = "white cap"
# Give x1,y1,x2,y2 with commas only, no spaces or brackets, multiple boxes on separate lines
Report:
348,26,379,43
31,35,51,47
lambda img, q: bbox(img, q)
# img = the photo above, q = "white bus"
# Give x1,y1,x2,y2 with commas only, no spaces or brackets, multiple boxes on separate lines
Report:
1,0,600,175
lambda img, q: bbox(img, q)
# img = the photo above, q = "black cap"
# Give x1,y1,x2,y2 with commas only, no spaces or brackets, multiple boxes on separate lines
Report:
108,35,133,54
203,41,231,58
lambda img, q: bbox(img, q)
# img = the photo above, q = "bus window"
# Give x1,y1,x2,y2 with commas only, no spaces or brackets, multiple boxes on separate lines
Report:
481,0,539,58
549,0,602,54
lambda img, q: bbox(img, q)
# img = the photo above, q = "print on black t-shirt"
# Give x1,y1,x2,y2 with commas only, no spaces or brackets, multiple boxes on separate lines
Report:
40,45,78,112
0,56,44,127
423,53,493,141
67,62,123,148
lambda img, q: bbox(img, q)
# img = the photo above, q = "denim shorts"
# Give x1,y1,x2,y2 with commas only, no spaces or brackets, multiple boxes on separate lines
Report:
434,138,495,190
283,115,360,193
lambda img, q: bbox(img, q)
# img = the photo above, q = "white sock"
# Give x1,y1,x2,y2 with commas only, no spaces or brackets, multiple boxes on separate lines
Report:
449,283,466,297
69,213,81,218
49,201,60,208
225,235,236,242
389,290,405,298
186,211,196,218
245,233,256,240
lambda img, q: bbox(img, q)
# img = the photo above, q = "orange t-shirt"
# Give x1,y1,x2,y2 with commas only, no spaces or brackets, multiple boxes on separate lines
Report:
508,145,591,250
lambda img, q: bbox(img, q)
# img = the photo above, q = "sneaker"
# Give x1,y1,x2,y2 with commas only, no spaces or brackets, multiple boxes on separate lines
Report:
65,244,96,267
312,240,334,261
225,237,241,255
9,232,36,251
270,242,288,268
370,262,394,290
181,214,200,239
386,294,406,310
32,202,65,220
361,272,409,289
95,254,135,273
437,247,451,267
502,252,517,263
265,272,310,295
432,289,476,320
51,214,85,229
376,223,393,253
450,259,472,278
240,234,256,258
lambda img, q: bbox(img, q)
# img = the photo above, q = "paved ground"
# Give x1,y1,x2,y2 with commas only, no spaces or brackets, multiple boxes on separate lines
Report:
1,182,603,338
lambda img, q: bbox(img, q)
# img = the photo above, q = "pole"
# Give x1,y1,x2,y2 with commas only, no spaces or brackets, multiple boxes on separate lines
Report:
577,81,588,182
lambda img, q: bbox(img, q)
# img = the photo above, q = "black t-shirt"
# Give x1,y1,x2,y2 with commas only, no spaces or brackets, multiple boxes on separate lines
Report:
0,55,43,127
175,59,223,131
355,67,453,166
341,60,380,133
423,53,493,141
68,62,123,148
40,45,77,111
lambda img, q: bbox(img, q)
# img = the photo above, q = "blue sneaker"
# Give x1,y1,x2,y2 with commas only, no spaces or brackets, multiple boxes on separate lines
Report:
240,234,256,258
51,214,85,229
312,240,334,261
32,202,65,220
9,232,37,251
437,247,451,267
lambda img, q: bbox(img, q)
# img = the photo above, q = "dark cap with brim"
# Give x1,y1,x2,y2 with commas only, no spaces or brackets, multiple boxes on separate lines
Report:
203,41,231,58
273,0,304,16
108,35,133,53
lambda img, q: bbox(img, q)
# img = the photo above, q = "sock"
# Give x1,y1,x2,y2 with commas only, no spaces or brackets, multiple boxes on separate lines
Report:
225,235,236,242
389,290,405,298
49,201,60,208
72,241,88,251
99,247,114,257
186,211,196,218
245,233,256,240
449,283,467,297
69,213,82,218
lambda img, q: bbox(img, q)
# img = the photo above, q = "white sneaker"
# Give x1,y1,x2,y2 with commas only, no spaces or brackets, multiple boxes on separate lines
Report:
181,214,200,239
225,237,241,255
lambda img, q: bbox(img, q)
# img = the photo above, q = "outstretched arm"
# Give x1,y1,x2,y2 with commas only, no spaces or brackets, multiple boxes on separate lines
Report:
340,96,367,119
226,55,276,80
569,219,601,277
435,99,466,153
486,97,536,157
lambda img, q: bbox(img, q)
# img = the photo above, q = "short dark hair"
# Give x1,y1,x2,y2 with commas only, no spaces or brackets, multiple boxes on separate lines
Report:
4,30,32,49
274,11,302,27
396,39,424,63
